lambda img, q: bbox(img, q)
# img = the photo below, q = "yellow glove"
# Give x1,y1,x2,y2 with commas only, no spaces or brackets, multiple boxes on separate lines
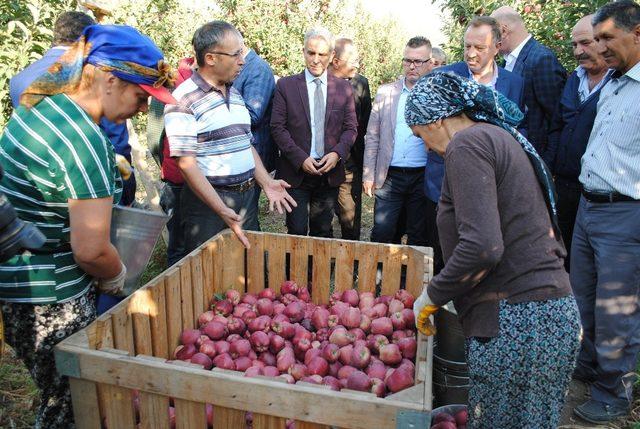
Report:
115,155,132,181
413,286,439,336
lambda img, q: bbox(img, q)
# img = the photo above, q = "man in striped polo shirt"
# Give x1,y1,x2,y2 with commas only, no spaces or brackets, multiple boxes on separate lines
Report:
165,21,295,253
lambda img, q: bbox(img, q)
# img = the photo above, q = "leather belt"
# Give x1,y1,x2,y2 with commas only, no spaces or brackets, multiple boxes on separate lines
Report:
388,166,425,173
582,190,638,203
212,178,255,193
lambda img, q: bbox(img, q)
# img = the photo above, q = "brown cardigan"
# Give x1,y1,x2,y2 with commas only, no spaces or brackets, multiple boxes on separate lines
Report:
427,123,571,338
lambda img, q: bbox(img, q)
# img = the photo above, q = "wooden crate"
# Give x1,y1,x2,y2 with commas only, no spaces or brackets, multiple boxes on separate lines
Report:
55,230,434,429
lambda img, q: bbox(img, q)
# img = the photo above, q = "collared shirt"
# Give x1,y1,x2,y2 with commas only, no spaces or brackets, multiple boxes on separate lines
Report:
504,34,532,72
580,61,640,198
467,61,499,89
576,65,611,103
305,68,328,159
165,71,255,186
391,79,428,167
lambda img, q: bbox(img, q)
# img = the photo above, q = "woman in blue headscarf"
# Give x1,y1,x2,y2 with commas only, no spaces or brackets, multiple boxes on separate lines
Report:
0,25,174,428
408,72,580,429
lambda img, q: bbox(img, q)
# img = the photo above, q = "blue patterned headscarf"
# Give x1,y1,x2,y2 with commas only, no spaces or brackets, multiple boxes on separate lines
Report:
405,71,560,239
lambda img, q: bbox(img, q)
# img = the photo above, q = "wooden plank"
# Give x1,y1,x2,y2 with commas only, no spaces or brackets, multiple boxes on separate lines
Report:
202,241,215,306
139,391,171,429
191,253,206,316
213,406,246,428
174,398,207,429
149,279,169,359
101,384,136,429
130,288,154,356
253,413,287,429
311,238,331,304
381,244,403,296
288,235,309,286
222,231,246,293
212,235,224,294
69,378,101,429
247,232,266,293
265,234,287,290
179,259,195,330
334,240,355,292
297,422,331,429
354,242,378,293
95,314,114,350
165,269,183,354
112,305,135,354
404,248,425,298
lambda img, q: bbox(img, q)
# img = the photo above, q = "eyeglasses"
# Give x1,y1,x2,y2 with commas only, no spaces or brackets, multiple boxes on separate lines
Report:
208,49,243,59
402,58,431,67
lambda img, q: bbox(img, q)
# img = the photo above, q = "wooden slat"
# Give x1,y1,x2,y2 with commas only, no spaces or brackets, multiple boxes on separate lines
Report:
212,235,224,294
95,314,114,350
69,378,101,429
288,235,309,286
112,305,134,354
191,253,206,316
266,234,287,290
381,244,403,296
165,269,183,354
202,241,215,305
222,231,246,293
174,398,207,429
253,413,287,429
405,248,427,298
311,238,331,304
333,240,355,292
149,279,169,359
212,405,246,428
139,391,171,429
297,422,332,429
179,259,195,330
247,232,266,293
101,384,136,429
355,242,379,293
130,289,154,356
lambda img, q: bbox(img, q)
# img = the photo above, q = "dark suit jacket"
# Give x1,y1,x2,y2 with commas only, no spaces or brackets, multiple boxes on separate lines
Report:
347,73,372,170
424,62,526,202
511,37,567,153
271,71,358,187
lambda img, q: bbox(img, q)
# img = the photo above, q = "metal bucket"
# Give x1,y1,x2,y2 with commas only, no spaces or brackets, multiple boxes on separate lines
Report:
433,349,468,376
435,305,466,362
433,365,470,407
110,206,168,295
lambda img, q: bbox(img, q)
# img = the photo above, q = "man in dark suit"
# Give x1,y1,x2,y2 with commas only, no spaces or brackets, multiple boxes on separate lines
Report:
492,6,567,153
424,16,525,273
271,28,358,237
328,38,372,240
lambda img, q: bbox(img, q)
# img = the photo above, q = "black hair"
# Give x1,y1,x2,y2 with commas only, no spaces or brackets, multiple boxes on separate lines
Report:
192,20,240,67
52,11,95,46
593,0,640,31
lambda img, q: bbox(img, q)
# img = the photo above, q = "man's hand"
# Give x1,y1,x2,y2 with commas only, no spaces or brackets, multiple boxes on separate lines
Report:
363,180,375,197
317,152,340,174
219,206,250,248
302,157,322,175
263,179,297,214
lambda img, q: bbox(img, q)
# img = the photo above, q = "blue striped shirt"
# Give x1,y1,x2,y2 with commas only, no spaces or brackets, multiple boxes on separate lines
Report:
580,61,640,199
165,72,255,186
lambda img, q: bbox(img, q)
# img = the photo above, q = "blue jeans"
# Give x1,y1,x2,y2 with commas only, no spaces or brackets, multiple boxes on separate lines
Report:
570,197,640,407
371,167,428,245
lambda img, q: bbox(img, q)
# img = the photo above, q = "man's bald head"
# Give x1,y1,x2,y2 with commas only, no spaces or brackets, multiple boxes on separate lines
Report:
572,14,594,38
491,6,529,54
571,14,608,75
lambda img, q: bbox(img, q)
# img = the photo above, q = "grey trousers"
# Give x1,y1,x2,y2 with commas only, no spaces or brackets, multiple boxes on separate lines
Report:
570,197,640,407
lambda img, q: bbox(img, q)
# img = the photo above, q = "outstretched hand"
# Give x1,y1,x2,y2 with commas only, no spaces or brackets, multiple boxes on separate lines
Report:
263,179,297,214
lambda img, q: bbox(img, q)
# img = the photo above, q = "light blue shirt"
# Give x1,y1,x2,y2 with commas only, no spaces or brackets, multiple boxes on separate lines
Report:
576,65,611,103
305,68,328,159
580,61,640,199
467,62,499,90
391,80,428,167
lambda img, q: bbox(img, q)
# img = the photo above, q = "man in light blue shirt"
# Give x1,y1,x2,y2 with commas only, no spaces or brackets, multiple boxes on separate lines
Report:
570,1,640,424
363,37,433,245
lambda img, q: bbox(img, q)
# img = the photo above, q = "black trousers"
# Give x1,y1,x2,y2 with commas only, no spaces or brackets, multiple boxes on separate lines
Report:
556,178,581,271
425,198,444,274
286,174,338,237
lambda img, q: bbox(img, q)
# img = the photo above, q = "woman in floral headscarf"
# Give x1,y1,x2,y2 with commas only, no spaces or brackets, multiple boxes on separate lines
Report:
0,25,174,428
408,72,580,429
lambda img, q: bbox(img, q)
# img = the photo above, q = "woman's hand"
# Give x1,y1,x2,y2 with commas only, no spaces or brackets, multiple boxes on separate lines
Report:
413,286,439,336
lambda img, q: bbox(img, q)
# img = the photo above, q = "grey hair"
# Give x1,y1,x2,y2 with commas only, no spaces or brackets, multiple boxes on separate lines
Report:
304,27,335,51
431,47,447,63
192,20,242,67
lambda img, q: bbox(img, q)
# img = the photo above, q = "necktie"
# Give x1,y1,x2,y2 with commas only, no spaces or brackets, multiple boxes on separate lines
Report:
313,78,325,158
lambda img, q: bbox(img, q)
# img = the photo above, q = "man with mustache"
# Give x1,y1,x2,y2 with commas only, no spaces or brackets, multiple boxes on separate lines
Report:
570,1,640,423
543,15,611,270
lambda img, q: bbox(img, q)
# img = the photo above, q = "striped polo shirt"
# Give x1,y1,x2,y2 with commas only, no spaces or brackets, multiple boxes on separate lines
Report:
0,94,121,304
164,71,255,186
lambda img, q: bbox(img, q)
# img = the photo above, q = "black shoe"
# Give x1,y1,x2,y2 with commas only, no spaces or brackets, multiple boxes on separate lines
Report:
574,399,629,424
572,368,595,384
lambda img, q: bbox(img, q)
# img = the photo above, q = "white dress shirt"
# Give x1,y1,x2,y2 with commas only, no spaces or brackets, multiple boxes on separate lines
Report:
504,34,532,72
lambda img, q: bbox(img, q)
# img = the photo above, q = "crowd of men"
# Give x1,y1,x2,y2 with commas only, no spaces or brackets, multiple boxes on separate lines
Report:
7,0,640,424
